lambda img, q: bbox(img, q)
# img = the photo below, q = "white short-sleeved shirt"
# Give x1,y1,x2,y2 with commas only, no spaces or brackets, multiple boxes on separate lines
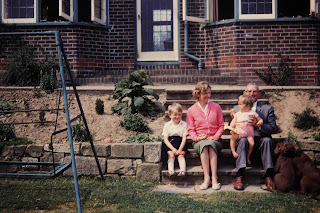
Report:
162,120,188,137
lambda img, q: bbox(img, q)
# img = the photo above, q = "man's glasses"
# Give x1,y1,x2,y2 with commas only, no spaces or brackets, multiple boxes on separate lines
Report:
245,90,259,94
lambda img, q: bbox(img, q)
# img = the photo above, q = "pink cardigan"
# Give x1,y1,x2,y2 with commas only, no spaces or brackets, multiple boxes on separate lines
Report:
186,101,224,142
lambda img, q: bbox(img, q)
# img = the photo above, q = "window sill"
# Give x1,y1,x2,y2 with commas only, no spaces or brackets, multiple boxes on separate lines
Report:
203,17,320,27
2,21,111,29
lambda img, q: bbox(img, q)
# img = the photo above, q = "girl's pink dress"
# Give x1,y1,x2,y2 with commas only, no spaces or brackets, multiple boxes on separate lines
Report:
234,110,258,138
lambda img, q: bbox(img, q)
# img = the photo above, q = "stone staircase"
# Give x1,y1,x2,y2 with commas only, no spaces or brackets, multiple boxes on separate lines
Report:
161,87,284,186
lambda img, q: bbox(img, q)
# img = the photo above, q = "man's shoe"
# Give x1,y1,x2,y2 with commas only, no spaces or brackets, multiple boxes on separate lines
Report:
265,177,275,192
234,176,244,190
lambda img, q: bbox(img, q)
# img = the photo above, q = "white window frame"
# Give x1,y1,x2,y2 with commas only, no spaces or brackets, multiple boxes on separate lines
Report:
182,0,209,23
2,0,37,23
91,0,106,25
59,0,73,21
136,0,179,62
239,0,276,20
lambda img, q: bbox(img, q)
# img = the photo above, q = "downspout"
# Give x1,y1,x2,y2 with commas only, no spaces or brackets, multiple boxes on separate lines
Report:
183,0,203,70
184,21,203,70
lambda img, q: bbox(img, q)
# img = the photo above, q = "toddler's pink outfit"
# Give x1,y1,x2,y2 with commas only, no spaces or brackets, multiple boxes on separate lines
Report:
234,110,258,138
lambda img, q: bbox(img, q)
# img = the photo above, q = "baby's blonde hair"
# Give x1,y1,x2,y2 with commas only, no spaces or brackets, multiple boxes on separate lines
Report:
192,81,211,100
168,103,183,114
238,95,254,108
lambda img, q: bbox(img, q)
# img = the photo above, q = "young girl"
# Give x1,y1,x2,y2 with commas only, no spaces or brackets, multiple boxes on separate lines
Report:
226,95,263,165
162,103,188,177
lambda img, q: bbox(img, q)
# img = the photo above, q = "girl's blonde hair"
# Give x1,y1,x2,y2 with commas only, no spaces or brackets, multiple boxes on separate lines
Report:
238,95,254,108
192,81,211,100
168,103,183,114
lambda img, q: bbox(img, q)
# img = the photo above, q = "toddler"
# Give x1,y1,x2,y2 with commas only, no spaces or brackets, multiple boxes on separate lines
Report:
226,95,263,165
162,103,188,177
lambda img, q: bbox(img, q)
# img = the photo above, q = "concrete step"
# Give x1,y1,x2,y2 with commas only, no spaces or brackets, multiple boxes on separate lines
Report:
165,109,233,122
164,99,269,111
161,165,266,185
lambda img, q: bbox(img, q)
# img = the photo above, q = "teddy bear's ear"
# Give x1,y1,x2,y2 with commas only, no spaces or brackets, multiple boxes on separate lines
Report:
292,143,301,155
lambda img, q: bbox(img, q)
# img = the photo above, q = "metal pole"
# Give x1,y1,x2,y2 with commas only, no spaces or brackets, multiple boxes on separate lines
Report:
55,31,82,213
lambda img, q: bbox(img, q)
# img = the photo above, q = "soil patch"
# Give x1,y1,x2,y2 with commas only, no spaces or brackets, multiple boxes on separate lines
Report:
0,89,319,145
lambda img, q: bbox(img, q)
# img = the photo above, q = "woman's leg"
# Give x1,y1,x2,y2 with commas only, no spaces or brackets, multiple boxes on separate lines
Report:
208,146,219,185
200,146,211,184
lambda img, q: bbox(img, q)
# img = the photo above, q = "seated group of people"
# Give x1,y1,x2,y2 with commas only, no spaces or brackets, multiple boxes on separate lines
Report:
162,81,279,191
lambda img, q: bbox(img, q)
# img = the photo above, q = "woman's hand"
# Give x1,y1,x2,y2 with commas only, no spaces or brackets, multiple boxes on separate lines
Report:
197,134,207,142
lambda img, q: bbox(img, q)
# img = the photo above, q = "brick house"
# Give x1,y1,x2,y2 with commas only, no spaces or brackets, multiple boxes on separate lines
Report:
0,0,319,86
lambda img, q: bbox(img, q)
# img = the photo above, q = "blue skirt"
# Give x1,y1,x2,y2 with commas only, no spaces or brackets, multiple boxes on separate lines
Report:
165,136,188,152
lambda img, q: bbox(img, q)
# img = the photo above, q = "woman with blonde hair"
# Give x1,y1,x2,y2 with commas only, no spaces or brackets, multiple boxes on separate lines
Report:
186,81,224,190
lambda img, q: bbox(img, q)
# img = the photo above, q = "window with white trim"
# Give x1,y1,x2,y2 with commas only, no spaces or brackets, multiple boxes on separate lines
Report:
137,0,179,62
239,0,275,19
1,0,107,25
183,0,318,23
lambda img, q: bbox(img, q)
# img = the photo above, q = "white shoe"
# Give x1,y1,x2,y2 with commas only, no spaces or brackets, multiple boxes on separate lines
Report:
212,183,221,190
199,182,210,190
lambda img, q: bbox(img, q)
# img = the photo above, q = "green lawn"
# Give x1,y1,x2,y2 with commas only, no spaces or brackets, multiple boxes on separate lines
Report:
0,176,319,212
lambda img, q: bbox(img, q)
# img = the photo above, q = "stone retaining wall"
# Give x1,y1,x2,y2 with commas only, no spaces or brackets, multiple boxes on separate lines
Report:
0,142,162,181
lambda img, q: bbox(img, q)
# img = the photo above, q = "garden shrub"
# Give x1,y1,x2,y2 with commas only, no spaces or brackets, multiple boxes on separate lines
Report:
40,69,59,94
125,133,163,143
255,54,294,86
120,113,150,133
95,99,104,115
2,44,58,86
294,108,319,130
285,130,298,143
72,119,90,142
112,69,163,118
0,122,16,142
0,101,17,112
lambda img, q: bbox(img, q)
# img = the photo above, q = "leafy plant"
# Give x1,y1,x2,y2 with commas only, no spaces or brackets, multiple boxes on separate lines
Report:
112,69,162,118
285,130,298,143
294,108,319,130
313,133,320,141
0,122,16,142
0,137,33,150
255,54,294,86
125,133,163,143
72,119,90,142
95,99,104,115
2,43,58,86
40,69,59,94
120,113,150,133
0,101,17,112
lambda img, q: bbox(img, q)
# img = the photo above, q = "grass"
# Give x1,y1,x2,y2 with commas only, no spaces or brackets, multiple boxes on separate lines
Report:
0,176,319,212
0,137,33,150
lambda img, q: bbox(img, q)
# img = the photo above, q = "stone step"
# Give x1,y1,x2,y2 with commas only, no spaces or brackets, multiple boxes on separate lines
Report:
161,165,266,185
165,109,233,122
166,89,271,101
165,99,269,111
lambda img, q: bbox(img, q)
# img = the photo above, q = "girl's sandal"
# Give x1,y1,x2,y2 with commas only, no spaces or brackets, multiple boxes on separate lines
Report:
177,171,186,177
168,171,175,177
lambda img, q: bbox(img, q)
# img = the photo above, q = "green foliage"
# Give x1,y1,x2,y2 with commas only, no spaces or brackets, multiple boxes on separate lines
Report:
120,113,150,133
255,54,294,86
0,101,17,112
0,122,16,142
294,108,320,130
313,133,320,141
95,98,104,115
0,137,33,150
125,133,163,143
285,130,298,143
112,69,163,118
40,69,59,94
2,44,58,86
72,119,90,142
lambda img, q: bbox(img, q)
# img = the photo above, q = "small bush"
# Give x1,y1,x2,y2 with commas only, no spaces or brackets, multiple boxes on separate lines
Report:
125,133,163,143
313,133,320,141
285,130,298,143
40,69,59,94
255,54,294,86
0,122,16,142
294,108,320,130
95,99,104,115
72,119,90,142
0,138,33,150
120,113,150,133
0,101,17,112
